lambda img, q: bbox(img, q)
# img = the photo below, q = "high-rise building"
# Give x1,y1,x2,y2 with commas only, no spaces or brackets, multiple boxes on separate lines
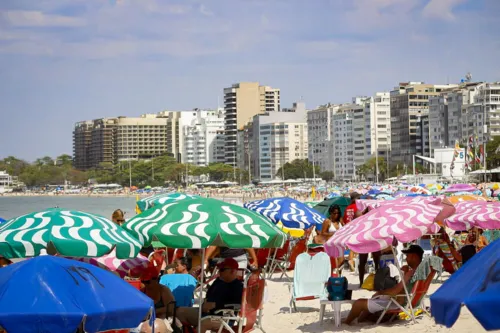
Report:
223,82,280,167
366,92,391,163
307,104,337,172
73,115,173,170
390,82,458,165
332,109,354,181
181,108,225,166
73,121,94,170
247,102,307,181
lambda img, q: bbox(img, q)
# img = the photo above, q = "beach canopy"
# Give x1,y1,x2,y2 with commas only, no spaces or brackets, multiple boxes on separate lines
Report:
136,192,199,213
444,201,500,231
0,218,5,223
313,197,351,217
123,197,287,249
0,208,142,259
244,197,324,230
444,183,477,193
0,256,153,333
68,248,150,278
431,239,500,331
325,197,445,257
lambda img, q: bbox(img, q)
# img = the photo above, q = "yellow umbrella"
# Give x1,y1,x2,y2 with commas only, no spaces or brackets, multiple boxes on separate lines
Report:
491,183,500,190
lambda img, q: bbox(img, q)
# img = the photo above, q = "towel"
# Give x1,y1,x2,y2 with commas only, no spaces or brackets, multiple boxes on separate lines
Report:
411,256,443,283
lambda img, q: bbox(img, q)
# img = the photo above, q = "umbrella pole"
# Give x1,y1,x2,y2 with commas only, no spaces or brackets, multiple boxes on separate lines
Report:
198,248,206,331
391,246,416,324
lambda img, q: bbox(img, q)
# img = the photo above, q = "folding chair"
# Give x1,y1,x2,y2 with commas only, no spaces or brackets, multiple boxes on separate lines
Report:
183,270,266,333
288,252,331,313
376,268,436,324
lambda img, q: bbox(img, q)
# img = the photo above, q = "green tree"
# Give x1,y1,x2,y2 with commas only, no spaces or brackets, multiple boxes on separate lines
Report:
358,157,387,180
320,171,335,182
486,136,500,168
276,159,319,180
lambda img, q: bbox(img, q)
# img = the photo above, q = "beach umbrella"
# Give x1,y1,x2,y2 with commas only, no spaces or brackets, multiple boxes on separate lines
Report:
136,192,198,213
325,196,446,257
313,197,351,217
0,256,153,333
447,195,488,204
0,208,142,259
244,197,324,230
0,218,5,223
123,197,287,330
444,200,500,231
68,249,150,278
430,239,500,331
123,197,287,249
444,183,477,193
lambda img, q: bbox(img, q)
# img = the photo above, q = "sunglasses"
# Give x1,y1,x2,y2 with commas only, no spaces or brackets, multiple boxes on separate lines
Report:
219,268,234,272
116,219,125,223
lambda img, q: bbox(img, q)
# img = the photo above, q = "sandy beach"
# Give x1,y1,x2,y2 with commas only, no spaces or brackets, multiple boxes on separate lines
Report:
260,269,487,333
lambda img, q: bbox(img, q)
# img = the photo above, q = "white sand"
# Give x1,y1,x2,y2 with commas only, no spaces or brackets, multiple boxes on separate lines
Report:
260,270,490,333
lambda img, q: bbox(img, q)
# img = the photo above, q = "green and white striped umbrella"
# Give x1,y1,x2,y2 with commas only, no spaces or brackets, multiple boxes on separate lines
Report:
0,208,142,259
124,198,287,249
136,192,199,213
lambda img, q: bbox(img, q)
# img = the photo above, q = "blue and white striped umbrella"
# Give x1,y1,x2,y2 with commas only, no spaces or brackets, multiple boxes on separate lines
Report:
244,197,324,230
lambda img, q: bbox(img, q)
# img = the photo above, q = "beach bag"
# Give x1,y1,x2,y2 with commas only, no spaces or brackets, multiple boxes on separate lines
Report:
374,266,398,291
327,277,348,301
361,273,375,291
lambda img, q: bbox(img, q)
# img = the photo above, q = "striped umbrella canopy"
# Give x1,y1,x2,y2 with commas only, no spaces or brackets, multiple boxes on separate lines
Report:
68,249,150,278
136,192,199,213
447,195,488,204
123,198,287,249
444,201,500,231
0,208,142,259
325,197,446,257
444,183,477,193
243,197,324,230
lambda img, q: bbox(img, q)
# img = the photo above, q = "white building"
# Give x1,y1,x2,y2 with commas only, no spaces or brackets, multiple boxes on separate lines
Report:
367,92,391,162
249,102,308,181
332,110,354,181
307,104,338,172
181,108,225,166
0,171,13,187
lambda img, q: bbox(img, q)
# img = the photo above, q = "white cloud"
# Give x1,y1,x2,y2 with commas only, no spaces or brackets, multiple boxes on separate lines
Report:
199,4,213,16
422,0,466,21
2,10,86,27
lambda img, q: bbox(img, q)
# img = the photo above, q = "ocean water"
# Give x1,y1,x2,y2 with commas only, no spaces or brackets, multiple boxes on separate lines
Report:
0,196,139,220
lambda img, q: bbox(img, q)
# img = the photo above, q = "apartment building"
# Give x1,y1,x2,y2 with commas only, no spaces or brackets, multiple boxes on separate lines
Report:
181,108,225,166
390,82,458,165
332,110,354,181
223,82,280,167
307,104,337,172
73,115,172,169
367,92,391,161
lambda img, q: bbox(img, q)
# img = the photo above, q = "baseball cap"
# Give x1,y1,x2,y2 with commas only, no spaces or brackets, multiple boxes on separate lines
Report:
402,244,424,257
217,258,239,270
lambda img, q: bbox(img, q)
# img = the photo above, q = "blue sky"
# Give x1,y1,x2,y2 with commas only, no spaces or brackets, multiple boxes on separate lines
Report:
1,0,499,161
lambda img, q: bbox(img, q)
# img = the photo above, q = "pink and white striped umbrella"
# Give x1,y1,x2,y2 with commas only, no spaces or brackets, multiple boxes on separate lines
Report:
325,197,445,257
71,250,149,278
444,201,500,231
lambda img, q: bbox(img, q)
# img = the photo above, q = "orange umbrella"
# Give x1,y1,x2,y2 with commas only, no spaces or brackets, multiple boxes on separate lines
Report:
447,195,488,204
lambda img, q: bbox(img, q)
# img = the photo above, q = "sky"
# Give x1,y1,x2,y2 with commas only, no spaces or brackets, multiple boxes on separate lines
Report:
1,0,499,161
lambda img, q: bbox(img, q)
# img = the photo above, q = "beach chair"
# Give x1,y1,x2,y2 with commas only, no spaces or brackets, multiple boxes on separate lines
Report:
211,270,266,333
307,245,341,276
288,252,331,313
183,270,266,333
160,274,197,307
375,268,437,324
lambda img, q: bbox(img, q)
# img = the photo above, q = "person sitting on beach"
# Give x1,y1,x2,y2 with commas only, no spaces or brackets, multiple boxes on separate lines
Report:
111,209,125,226
141,266,175,319
343,245,424,325
432,228,461,273
205,246,258,271
176,258,244,333
313,204,342,244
